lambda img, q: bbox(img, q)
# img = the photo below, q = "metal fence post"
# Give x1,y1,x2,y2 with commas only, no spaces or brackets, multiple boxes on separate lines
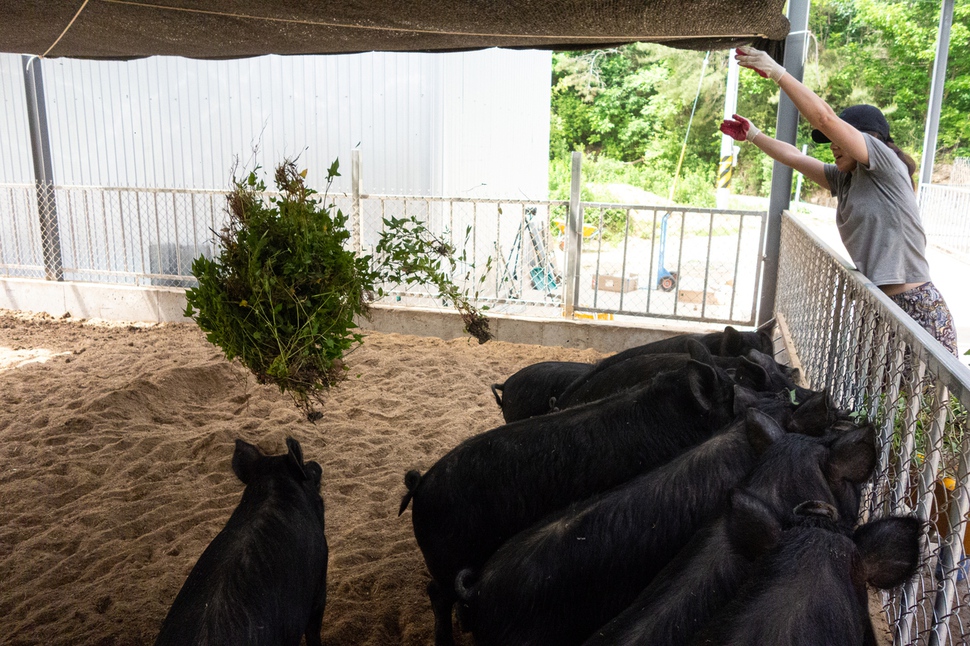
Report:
919,0,955,188
22,55,63,281
759,0,810,325
351,149,362,253
563,151,582,317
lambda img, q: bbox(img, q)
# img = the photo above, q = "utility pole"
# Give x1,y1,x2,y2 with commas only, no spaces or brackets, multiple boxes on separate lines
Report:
716,53,740,209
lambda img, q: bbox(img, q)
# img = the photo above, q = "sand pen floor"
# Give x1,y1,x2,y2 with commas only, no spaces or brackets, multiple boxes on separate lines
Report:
0,309,605,645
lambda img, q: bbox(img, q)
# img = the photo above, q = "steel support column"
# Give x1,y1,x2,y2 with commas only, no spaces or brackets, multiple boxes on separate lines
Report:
22,55,62,281
758,0,810,325
919,0,955,188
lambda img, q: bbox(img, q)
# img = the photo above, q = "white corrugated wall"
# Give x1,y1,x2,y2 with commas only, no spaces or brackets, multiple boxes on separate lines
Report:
0,55,33,184
0,49,551,198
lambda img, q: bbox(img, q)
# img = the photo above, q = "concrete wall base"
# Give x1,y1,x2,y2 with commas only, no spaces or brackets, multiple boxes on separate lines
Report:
0,278,731,354
359,304,722,353
0,277,192,323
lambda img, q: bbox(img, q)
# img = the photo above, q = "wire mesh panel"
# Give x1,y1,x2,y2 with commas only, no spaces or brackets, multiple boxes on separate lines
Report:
920,184,970,260
359,194,568,314
2,180,768,327
55,185,225,286
0,183,227,285
776,212,970,646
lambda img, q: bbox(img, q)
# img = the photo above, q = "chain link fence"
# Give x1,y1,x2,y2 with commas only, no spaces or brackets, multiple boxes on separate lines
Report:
776,212,970,645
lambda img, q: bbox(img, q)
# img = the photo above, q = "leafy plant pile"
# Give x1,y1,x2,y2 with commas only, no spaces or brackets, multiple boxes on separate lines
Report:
185,160,490,418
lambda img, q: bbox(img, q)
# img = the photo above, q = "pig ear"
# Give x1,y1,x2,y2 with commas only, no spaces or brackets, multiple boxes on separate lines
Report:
743,348,790,384
733,356,771,391
827,424,877,484
742,348,773,371
286,437,309,480
788,390,835,437
744,407,786,455
304,461,323,489
757,326,775,355
719,325,745,356
726,489,782,560
733,384,762,415
687,360,718,412
232,439,262,485
686,338,715,365
854,516,922,589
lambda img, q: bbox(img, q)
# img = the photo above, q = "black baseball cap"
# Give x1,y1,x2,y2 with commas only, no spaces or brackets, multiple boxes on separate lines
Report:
811,104,892,144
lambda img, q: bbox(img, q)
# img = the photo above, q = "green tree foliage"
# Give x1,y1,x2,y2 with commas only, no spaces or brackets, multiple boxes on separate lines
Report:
550,44,725,207
551,0,970,201
810,0,970,159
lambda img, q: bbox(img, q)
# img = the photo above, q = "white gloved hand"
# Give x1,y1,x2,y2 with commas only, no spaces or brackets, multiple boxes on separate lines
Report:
735,46,787,82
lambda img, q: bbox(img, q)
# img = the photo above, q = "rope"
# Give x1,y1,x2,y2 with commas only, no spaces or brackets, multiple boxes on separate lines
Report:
101,1,768,42
43,0,92,58
668,50,711,202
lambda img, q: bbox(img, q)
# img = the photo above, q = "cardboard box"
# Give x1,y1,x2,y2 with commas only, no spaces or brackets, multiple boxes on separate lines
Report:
593,274,638,292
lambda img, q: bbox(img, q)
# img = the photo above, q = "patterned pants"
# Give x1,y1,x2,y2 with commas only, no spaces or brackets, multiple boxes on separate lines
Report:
890,281,959,357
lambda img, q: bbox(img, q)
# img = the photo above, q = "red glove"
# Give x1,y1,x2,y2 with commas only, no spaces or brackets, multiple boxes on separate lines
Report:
719,114,761,142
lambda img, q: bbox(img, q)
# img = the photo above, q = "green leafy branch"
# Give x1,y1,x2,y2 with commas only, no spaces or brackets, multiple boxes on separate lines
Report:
375,215,493,344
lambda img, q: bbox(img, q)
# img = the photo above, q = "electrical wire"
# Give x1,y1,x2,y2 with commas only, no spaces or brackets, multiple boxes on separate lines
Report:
668,50,711,203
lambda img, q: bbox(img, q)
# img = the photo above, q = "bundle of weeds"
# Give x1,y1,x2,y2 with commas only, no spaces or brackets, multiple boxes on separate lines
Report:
376,215,493,344
186,158,493,418
185,160,377,417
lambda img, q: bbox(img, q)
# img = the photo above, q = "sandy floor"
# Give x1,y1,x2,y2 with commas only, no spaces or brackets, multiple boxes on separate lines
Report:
0,308,605,645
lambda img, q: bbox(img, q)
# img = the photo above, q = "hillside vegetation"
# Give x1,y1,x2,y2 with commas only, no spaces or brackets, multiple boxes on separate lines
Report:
550,0,970,207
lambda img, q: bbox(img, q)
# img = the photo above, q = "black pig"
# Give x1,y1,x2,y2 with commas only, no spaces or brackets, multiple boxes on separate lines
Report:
400,343,737,646
553,324,778,408
491,360,593,422
583,424,877,646
589,324,773,372
693,492,920,646
554,350,806,411
155,438,328,646
454,408,786,646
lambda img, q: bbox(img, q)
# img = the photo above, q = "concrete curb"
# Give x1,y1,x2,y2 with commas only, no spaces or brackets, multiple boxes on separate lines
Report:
0,277,730,354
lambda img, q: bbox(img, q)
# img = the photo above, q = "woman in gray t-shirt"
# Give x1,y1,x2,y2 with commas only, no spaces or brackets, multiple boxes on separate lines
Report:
718,46,958,357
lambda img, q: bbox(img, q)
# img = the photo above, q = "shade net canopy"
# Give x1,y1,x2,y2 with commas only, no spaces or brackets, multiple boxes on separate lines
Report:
0,0,789,60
